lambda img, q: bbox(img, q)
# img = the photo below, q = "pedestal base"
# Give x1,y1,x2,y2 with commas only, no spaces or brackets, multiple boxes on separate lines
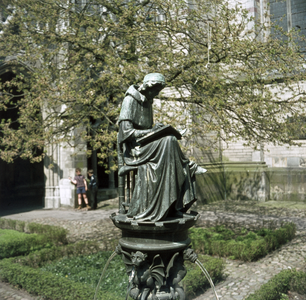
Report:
110,212,200,300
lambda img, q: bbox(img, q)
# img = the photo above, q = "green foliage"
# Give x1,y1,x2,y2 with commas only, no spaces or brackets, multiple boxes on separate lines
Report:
190,223,296,261
246,269,306,300
183,254,224,299
246,269,292,300
41,251,128,298
12,240,101,268
0,229,53,259
41,251,224,300
0,220,299,300
0,0,306,163
26,222,68,245
279,293,289,300
0,228,27,243
0,218,68,245
289,270,306,294
0,218,25,232
0,219,69,259
4,240,224,299
0,257,120,300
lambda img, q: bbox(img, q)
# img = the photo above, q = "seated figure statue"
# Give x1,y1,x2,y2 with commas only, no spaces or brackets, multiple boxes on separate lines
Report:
118,73,206,222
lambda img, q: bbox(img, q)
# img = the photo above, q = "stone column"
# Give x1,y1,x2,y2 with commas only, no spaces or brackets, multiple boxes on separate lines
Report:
44,143,61,208
60,130,88,208
44,128,88,208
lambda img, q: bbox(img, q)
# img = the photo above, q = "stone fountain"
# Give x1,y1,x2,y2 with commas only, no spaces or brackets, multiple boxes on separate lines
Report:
109,73,215,300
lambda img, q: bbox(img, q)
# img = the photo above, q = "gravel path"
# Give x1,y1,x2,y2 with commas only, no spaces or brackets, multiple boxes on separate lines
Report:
194,201,306,300
0,281,40,300
1,199,306,300
195,230,306,300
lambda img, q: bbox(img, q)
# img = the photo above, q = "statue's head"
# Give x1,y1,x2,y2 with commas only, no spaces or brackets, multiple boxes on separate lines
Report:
139,73,166,99
131,251,148,267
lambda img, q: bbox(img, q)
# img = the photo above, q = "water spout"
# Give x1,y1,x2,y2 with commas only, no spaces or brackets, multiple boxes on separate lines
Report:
195,259,219,300
125,266,135,300
94,251,117,300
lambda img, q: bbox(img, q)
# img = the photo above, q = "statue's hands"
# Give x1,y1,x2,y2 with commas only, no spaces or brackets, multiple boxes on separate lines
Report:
134,129,152,138
134,123,164,138
153,122,164,131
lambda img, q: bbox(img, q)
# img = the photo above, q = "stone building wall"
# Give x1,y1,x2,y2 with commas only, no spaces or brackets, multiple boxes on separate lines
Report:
0,57,89,210
196,162,269,203
44,131,88,209
222,140,254,162
213,0,306,202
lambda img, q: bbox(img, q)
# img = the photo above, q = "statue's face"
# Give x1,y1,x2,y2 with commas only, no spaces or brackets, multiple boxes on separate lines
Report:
145,84,164,99
131,251,147,266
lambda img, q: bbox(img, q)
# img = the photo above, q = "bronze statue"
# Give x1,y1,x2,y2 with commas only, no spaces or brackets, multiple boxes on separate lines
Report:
118,73,206,222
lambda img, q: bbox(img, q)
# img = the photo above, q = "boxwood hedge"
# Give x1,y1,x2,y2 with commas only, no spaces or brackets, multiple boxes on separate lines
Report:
0,218,68,245
246,269,306,300
190,222,296,261
0,241,225,300
0,257,119,300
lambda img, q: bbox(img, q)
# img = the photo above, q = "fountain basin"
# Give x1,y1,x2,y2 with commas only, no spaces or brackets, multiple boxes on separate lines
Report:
110,211,199,252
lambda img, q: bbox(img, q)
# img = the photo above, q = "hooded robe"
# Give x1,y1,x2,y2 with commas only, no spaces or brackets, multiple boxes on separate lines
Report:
118,85,197,222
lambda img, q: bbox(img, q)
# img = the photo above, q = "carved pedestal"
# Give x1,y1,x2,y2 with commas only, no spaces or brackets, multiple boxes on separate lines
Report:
110,212,199,300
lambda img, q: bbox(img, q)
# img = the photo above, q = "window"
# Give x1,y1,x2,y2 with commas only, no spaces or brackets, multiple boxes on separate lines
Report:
270,0,306,53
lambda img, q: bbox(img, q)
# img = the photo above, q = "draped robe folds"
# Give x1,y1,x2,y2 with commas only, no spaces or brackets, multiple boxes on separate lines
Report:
118,85,198,222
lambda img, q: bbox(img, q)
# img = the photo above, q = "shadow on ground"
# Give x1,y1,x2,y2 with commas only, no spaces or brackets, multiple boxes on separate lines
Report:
0,204,44,217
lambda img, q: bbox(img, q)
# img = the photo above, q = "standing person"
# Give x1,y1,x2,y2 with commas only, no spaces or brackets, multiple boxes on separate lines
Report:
87,169,98,210
69,168,91,210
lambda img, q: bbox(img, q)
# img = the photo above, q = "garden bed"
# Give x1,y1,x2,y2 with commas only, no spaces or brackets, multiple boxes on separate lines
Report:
0,218,68,244
0,229,54,259
0,241,224,300
190,222,296,261
0,218,69,259
0,218,299,299
246,269,306,300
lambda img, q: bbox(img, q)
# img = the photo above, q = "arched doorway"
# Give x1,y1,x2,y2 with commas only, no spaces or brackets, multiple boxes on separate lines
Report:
0,70,44,214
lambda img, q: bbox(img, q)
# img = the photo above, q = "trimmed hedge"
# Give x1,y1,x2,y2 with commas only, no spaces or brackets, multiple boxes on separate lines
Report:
0,229,54,259
40,251,129,298
0,242,118,300
289,270,306,295
0,218,26,232
190,223,296,261
40,251,224,299
183,254,224,299
12,240,101,268
0,242,225,300
0,218,68,245
0,257,119,300
246,269,306,300
0,220,69,259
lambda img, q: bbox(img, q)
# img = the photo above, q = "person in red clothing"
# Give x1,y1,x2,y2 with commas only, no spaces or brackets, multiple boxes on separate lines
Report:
69,168,91,210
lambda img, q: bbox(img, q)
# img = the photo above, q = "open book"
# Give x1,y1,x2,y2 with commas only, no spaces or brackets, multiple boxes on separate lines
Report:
136,125,182,145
